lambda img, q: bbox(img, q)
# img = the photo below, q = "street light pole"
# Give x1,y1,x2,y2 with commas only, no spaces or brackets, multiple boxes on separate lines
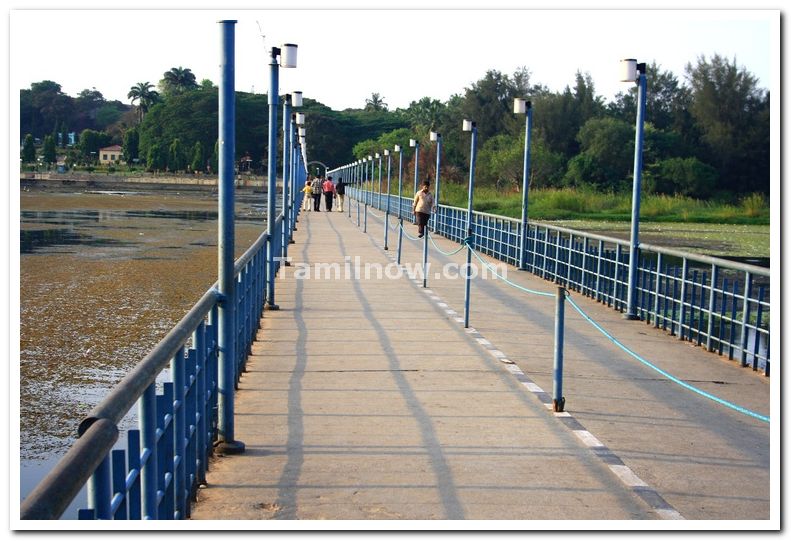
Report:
395,144,404,264
265,43,297,310
514,98,533,271
622,59,647,320
384,148,391,250
216,19,244,454
462,120,478,329
430,131,442,233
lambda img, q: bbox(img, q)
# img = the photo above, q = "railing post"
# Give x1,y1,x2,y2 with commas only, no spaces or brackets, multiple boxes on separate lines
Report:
140,383,159,519
740,271,753,367
553,286,566,412
87,454,112,519
216,19,244,455
171,346,187,519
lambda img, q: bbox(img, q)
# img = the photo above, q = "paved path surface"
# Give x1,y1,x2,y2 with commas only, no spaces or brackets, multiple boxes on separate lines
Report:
190,200,771,522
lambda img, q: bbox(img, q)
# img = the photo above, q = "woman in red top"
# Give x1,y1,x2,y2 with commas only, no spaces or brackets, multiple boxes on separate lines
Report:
322,176,336,212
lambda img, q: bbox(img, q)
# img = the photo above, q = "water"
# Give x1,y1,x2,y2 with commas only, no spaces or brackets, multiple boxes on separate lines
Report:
19,183,270,515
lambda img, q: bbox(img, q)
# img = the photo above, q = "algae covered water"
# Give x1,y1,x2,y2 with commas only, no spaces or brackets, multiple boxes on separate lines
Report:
18,182,272,509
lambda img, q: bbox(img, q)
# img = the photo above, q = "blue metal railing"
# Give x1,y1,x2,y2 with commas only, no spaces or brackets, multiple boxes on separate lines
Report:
348,186,770,376
20,192,304,520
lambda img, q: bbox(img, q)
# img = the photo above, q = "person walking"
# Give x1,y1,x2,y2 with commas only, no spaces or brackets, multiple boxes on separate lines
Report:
301,180,313,211
335,177,346,212
412,180,435,238
311,175,323,211
323,175,336,212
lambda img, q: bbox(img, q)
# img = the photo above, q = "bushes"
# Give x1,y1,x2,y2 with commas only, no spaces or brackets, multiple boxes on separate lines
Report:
645,157,718,198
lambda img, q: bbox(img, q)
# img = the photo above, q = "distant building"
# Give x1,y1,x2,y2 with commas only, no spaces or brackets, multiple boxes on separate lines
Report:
99,145,124,165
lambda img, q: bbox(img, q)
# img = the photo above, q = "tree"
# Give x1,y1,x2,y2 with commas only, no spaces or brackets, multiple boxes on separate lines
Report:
42,135,57,164
168,138,186,172
22,134,36,163
364,93,388,112
190,141,204,172
127,82,160,123
123,127,140,165
563,117,634,190
685,54,769,194
160,67,199,98
199,79,215,91
146,141,167,171
78,129,111,161
646,157,718,198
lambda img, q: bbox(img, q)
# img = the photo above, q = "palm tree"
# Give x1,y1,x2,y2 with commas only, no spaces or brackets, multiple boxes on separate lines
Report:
161,67,199,97
364,92,388,112
127,82,160,123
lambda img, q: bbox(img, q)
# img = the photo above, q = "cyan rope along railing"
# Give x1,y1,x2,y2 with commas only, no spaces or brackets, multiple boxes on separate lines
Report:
348,186,770,375
348,192,769,423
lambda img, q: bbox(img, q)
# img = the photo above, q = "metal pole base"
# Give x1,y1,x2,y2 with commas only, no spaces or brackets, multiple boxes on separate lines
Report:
284,261,291,267
623,313,639,321
553,398,565,413
289,239,296,244
216,440,246,455
265,304,280,311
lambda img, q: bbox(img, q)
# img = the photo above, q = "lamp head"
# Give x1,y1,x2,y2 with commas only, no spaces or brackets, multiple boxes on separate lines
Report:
394,144,401,152
619,58,638,82
462,119,475,132
292,91,303,107
409,138,417,147
280,43,298,68
430,131,439,142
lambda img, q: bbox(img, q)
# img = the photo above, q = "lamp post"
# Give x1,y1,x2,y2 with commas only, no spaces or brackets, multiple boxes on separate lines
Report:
395,144,404,264
462,119,478,328
216,19,244,454
409,138,420,195
621,58,647,320
376,152,383,210
514,98,533,271
281,93,292,263
368,155,373,207
430,130,442,232
265,42,298,311
384,148,391,250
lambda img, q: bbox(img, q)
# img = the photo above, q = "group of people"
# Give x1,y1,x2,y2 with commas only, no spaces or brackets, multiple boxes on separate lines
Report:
302,175,346,213
300,173,436,239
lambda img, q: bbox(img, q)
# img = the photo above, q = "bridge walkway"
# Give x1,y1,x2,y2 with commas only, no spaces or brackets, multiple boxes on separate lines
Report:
189,203,770,522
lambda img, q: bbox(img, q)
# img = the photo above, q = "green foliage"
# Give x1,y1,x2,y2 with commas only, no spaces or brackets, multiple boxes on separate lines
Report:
22,134,36,163
685,54,769,194
42,135,56,164
159,67,199,99
168,138,186,172
741,192,768,218
146,141,166,171
645,157,718,198
78,129,112,160
123,128,139,164
190,141,204,172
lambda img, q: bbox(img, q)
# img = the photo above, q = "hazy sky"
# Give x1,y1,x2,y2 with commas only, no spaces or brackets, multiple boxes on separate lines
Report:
11,7,778,112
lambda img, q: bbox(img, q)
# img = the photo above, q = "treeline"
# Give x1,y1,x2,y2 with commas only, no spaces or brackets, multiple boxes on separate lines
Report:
19,54,768,200
353,55,769,201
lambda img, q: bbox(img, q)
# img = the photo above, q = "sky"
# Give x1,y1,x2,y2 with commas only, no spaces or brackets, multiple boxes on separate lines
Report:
10,6,778,112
